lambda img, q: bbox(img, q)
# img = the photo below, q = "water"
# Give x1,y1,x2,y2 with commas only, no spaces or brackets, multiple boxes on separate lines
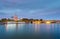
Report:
0,23,60,39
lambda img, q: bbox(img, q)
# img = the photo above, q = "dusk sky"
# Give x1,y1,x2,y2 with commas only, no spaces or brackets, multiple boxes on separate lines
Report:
0,0,60,20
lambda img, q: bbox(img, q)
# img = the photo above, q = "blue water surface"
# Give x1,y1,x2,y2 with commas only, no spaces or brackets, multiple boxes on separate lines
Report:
0,23,60,39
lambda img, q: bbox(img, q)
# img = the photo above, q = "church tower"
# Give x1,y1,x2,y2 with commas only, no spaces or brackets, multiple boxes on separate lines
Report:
14,14,18,21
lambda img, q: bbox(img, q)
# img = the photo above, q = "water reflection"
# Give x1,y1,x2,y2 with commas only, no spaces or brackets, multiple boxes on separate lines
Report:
0,23,60,39
4,23,60,34
46,24,51,32
18,23,25,33
5,24,16,32
33,24,40,33
5,23,41,33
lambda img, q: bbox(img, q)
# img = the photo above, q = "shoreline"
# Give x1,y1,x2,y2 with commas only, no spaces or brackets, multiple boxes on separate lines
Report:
0,21,60,24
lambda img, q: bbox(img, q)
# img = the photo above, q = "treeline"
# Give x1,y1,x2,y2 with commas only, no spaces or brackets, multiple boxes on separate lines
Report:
19,18,43,23
0,18,43,22
0,18,14,22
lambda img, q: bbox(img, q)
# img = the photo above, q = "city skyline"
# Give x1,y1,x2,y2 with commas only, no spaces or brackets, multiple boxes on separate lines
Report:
0,0,60,20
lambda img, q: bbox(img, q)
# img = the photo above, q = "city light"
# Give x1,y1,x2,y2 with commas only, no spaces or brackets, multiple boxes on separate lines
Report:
46,21,51,24
33,21,41,24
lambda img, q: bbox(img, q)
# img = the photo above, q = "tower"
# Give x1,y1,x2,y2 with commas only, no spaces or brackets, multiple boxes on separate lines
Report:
14,14,18,21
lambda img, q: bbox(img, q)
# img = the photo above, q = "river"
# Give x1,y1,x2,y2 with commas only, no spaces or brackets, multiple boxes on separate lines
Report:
0,23,60,39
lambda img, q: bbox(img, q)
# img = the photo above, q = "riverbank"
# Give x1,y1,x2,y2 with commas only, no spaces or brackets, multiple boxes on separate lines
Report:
0,20,60,25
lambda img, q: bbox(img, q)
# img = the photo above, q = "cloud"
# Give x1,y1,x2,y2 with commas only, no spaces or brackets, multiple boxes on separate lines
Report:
0,0,60,9
0,0,60,19
0,8,60,16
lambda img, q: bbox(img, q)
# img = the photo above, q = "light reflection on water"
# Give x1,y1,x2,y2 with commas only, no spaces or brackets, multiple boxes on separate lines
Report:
0,23,60,39
5,24,16,32
3,23,60,34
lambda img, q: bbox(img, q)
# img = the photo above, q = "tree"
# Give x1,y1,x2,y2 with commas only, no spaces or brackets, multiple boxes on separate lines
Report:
40,19,43,21
1,18,7,22
21,18,29,22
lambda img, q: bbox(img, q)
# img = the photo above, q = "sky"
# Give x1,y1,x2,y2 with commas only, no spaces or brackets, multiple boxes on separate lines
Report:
0,0,60,20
